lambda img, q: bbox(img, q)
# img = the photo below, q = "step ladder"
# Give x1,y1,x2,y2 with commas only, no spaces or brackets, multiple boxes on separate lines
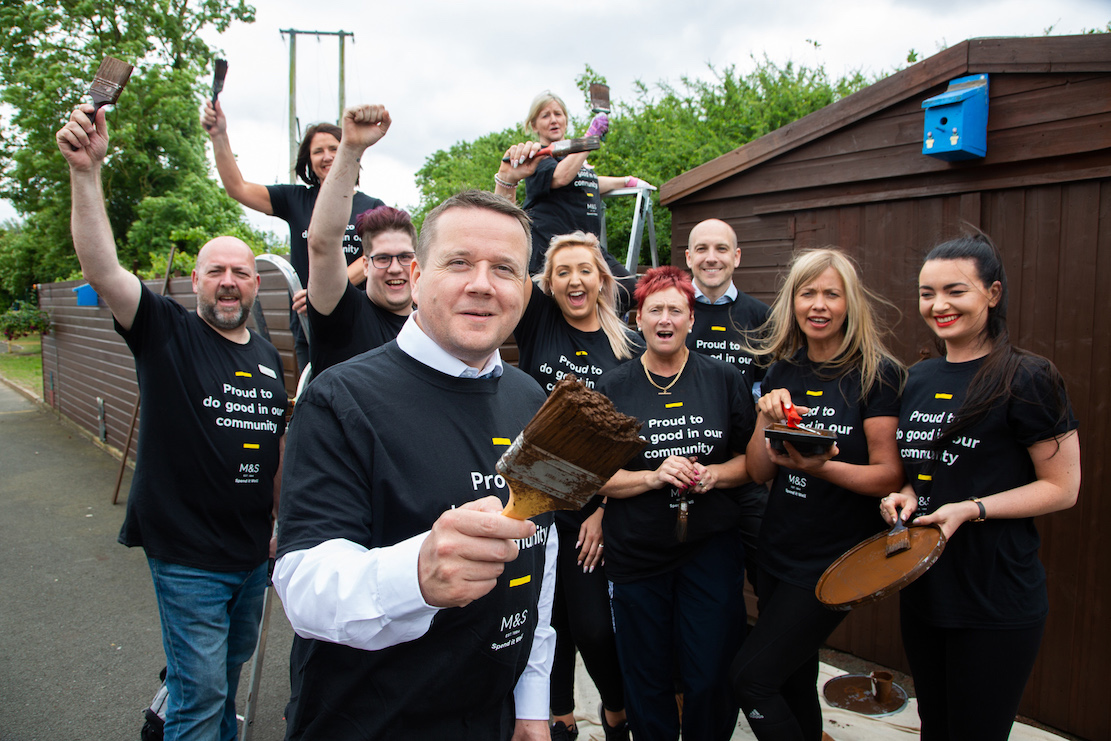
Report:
600,184,660,273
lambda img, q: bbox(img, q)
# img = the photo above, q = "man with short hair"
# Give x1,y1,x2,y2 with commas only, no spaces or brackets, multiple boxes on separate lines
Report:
684,218,770,387
303,104,415,377
685,218,770,591
275,190,556,740
57,106,286,741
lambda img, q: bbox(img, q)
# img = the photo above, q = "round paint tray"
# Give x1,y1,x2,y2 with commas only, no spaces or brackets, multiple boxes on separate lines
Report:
823,673,908,717
816,524,946,610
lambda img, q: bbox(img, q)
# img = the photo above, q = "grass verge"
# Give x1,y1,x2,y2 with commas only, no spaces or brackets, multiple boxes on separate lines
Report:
0,337,43,394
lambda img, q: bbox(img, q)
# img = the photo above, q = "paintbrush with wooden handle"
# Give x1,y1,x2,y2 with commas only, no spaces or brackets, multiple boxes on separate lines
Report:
498,377,645,520
501,136,601,163
69,56,133,151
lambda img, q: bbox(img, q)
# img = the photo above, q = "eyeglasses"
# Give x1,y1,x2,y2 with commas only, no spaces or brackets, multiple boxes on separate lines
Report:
368,252,416,269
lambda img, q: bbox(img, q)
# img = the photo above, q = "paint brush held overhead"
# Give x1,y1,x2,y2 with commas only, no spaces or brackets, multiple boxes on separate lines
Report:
211,58,228,103
501,136,601,163
498,376,646,520
88,57,134,113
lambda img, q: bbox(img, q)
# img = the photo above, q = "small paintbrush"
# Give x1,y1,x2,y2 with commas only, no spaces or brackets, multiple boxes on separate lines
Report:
885,504,911,556
204,58,228,132
212,58,228,103
502,136,601,163
88,57,134,114
498,376,646,520
70,56,133,151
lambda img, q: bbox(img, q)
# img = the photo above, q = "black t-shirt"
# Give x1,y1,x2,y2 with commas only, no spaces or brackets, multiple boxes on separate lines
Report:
515,282,641,394
522,157,602,274
115,285,287,571
307,282,407,376
897,355,1077,628
278,342,552,739
758,353,902,588
688,292,771,386
597,352,757,582
266,184,384,285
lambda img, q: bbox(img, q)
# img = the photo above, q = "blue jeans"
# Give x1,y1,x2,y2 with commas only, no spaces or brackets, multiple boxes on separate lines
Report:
148,557,268,741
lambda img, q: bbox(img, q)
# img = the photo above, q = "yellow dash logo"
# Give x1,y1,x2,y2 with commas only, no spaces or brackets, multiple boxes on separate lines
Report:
510,575,531,588
665,402,683,409
806,390,823,397
935,393,953,400
492,438,512,446
235,371,252,377
576,351,588,356
918,474,932,481
243,443,259,450
711,325,726,332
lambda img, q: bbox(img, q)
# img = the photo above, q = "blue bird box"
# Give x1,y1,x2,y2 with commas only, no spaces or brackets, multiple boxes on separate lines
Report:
921,74,989,161
72,283,100,307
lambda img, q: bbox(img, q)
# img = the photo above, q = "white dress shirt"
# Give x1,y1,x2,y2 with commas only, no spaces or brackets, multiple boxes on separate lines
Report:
274,312,557,720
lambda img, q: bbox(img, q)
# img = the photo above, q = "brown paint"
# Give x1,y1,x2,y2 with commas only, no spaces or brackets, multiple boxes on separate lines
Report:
816,525,946,610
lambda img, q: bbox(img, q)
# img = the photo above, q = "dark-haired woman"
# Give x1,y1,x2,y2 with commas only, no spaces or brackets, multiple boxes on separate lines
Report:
731,248,905,741
597,266,756,741
515,231,640,741
203,99,384,372
881,234,1080,741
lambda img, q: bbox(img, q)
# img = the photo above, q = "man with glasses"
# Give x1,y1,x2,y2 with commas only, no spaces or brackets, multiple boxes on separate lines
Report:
303,104,414,377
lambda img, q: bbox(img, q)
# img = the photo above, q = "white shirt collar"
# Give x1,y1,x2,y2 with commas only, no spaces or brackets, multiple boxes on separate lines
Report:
694,282,738,305
395,313,504,379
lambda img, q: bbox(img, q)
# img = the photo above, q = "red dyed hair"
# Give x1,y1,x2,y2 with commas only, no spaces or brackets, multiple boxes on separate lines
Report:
634,265,695,312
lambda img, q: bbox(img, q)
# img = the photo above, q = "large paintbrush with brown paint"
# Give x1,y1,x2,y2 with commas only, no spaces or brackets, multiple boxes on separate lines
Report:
498,376,646,520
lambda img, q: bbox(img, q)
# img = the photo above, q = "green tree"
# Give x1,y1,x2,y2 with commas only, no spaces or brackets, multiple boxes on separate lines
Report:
414,58,871,265
0,0,268,305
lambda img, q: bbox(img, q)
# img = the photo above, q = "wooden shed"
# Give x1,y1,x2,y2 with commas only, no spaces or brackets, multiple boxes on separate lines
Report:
661,34,1110,739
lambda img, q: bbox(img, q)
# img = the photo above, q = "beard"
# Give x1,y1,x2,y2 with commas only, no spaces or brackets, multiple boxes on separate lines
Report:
198,291,251,331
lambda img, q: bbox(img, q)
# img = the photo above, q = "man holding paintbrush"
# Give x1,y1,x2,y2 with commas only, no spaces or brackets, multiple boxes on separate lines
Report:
57,105,286,741
275,187,556,740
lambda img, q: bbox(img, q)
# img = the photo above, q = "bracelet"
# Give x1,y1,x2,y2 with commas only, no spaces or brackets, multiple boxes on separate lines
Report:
494,174,518,190
968,497,986,522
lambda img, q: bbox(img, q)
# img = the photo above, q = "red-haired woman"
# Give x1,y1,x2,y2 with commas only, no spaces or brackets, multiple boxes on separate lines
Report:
596,266,758,741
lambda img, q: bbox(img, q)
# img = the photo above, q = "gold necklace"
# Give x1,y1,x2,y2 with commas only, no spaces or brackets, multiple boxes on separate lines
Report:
642,350,689,395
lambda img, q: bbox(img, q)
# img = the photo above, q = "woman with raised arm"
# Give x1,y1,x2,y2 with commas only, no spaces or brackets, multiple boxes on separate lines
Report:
731,248,905,741
597,266,758,741
202,99,384,372
495,91,649,277
881,234,1080,740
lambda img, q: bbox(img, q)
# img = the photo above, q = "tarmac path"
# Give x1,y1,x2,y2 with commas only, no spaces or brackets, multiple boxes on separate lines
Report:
0,382,294,740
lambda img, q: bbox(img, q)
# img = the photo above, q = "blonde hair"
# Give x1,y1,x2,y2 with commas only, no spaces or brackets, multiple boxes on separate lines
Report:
755,248,904,397
538,232,637,361
523,91,569,137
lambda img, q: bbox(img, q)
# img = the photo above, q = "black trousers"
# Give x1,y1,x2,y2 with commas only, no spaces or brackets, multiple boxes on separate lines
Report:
611,531,744,741
550,517,625,716
901,607,1045,741
730,571,847,741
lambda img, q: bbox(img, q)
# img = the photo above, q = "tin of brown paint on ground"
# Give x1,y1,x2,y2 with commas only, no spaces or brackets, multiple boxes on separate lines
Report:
498,376,646,520
823,671,909,717
815,525,946,610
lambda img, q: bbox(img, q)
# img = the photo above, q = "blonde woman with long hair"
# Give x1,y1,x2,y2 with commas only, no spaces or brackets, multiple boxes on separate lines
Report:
515,230,640,740
731,248,906,740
